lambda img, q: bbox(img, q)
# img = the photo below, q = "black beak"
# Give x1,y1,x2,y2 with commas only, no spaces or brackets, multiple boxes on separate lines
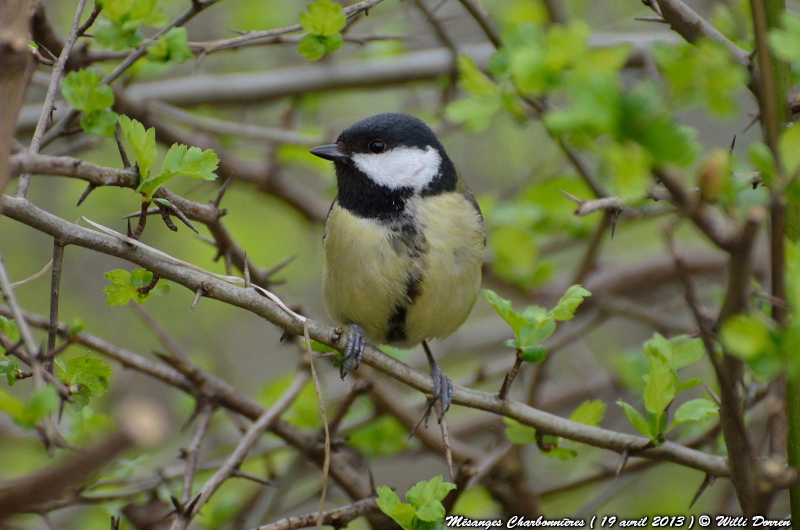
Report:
310,144,350,162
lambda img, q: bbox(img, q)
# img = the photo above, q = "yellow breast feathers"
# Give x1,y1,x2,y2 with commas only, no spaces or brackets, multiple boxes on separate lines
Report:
322,192,485,348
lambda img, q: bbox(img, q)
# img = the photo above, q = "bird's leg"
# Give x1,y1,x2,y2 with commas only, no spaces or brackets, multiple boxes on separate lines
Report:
423,341,453,424
340,324,366,379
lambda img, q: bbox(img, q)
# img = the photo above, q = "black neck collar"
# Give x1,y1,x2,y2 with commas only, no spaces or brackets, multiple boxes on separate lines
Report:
334,151,458,220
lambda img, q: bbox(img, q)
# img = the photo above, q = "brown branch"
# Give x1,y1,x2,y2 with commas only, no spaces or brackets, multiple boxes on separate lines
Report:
668,231,766,514
1,196,741,479
455,0,502,48
192,0,385,54
655,168,740,251
254,497,378,530
653,0,752,69
0,0,34,203
10,151,280,287
0,431,134,521
15,0,87,198
180,401,215,508
39,0,221,148
171,370,310,529
46,240,65,363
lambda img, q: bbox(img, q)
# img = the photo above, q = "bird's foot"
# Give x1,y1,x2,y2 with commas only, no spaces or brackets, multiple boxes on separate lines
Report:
410,362,453,437
339,324,365,379
429,362,454,423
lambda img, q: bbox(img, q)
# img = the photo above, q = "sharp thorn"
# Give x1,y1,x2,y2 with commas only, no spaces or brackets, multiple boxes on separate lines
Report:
729,135,737,154
190,287,204,313
212,178,232,209
616,449,630,477
689,474,715,509
126,218,133,238
114,129,131,168
558,188,583,206
170,205,200,234
264,254,297,279
76,183,97,207
611,209,621,239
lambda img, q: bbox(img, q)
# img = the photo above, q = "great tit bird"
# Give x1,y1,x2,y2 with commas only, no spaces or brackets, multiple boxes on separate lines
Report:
310,113,486,418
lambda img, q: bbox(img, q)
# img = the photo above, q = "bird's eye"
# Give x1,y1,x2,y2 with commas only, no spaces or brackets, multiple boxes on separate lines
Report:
368,140,386,153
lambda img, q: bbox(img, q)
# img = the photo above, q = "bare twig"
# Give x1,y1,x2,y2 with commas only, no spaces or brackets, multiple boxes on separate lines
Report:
171,370,310,529
254,497,378,530
498,351,523,400
4,196,792,483
39,0,220,148
15,0,87,198
303,323,331,529
180,401,215,507
46,241,65,361
192,0,385,54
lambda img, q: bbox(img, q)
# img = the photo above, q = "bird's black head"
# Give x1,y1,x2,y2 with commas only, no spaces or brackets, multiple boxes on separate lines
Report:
310,113,457,219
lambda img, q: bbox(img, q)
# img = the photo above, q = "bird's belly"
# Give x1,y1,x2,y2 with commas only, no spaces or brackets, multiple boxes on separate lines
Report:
402,247,481,346
323,206,410,343
323,195,485,347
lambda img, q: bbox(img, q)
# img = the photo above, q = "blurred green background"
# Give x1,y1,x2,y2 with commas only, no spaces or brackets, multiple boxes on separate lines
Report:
2,0,790,527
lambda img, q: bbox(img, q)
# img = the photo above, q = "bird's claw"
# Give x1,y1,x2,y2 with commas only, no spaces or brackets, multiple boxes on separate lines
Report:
340,324,365,379
429,362,453,424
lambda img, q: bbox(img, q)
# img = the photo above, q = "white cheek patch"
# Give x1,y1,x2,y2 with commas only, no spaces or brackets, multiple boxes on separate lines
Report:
351,146,442,191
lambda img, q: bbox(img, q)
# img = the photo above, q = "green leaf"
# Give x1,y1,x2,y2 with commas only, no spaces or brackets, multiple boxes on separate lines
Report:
780,123,800,178
348,415,411,456
137,143,219,199
0,386,59,429
297,34,327,60
95,20,143,50
57,354,113,397
653,39,746,116
161,144,219,180
147,27,193,64
58,352,114,412
482,289,529,336
720,314,773,360
642,333,671,361
80,109,118,137
0,317,20,353
601,140,651,197
503,417,537,444
617,400,651,438
643,355,676,416
671,337,704,369
62,69,115,113
749,141,777,186
768,14,800,62
519,344,547,363
569,399,606,426
376,486,416,530
457,53,498,96
406,476,456,522
551,284,591,320
0,358,19,386
103,269,170,306
118,115,157,181
672,398,719,425
300,0,346,36
297,33,343,60
518,306,556,345
261,374,321,429
675,377,704,394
